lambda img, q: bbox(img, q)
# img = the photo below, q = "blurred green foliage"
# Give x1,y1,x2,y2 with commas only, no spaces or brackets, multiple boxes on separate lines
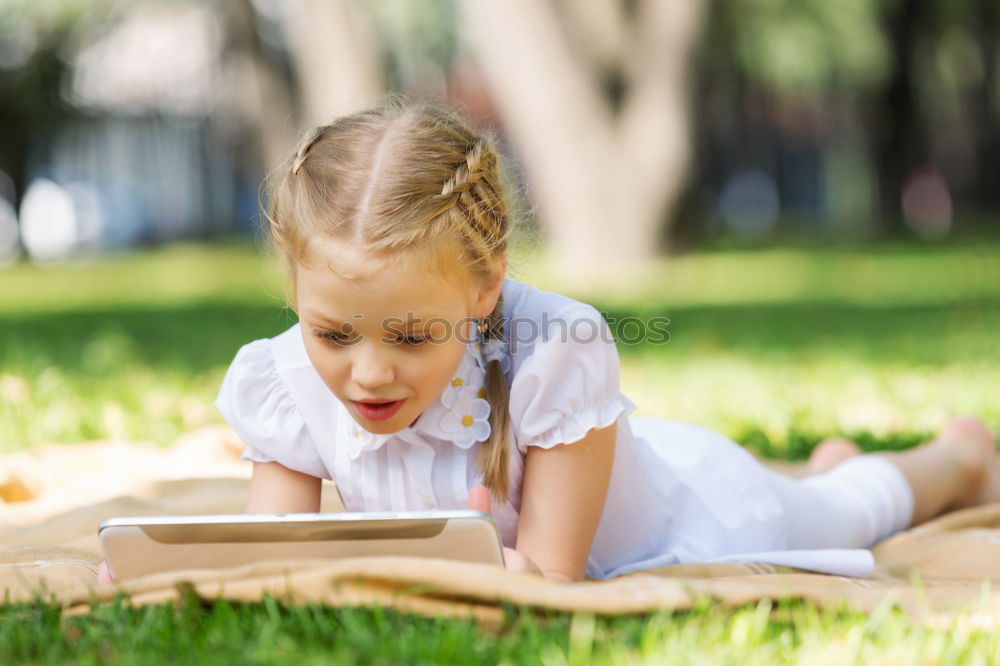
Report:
720,0,891,93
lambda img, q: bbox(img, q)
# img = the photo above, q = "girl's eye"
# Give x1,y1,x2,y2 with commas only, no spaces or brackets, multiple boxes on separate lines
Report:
315,329,424,347
316,329,353,346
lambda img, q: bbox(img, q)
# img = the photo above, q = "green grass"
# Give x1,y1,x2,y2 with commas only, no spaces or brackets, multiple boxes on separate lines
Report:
3,592,1000,665
0,243,293,449
3,237,1000,663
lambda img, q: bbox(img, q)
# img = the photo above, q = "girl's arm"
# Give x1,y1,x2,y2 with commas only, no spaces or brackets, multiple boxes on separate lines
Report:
514,422,617,583
246,461,322,513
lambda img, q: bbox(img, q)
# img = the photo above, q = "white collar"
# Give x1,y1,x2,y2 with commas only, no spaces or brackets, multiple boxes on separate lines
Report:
342,339,504,460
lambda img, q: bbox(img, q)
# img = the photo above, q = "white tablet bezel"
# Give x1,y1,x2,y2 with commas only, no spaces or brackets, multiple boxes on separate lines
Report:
99,510,506,582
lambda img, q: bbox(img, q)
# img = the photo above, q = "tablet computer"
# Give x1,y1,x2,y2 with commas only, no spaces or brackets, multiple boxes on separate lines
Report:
99,510,505,582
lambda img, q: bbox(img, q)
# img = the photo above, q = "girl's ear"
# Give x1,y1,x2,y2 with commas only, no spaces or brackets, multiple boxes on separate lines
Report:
474,257,507,318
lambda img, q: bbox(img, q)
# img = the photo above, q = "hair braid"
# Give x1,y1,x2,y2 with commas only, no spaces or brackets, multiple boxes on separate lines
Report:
291,126,328,176
438,139,502,266
477,293,511,504
440,138,488,197
440,139,512,504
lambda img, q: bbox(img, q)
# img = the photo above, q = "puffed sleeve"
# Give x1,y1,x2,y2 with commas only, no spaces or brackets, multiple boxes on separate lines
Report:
508,304,637,455
214,338,331,479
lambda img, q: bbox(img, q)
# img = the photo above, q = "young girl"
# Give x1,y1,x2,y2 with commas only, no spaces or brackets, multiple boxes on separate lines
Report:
99,102,1000,585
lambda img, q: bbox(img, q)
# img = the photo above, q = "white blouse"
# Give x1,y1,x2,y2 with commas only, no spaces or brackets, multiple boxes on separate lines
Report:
216,278,876,579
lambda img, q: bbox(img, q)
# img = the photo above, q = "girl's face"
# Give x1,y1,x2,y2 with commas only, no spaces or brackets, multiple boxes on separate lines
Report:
295,242,500,434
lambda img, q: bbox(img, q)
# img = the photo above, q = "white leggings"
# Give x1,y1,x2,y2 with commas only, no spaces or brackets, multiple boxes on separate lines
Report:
761,455,916,549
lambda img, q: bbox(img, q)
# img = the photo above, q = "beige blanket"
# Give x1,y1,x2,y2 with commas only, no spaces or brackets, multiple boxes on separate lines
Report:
4,427,1000,631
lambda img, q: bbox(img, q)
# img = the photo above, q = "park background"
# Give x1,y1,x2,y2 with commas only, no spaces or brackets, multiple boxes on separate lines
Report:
2,0,998,453
2,1,1000,662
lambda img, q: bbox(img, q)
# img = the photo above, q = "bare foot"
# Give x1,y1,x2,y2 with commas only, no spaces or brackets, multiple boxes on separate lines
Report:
935,417,1000,510
807,437,863,474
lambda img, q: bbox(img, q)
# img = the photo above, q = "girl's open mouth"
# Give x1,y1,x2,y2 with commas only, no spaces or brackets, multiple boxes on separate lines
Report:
354,399,405,421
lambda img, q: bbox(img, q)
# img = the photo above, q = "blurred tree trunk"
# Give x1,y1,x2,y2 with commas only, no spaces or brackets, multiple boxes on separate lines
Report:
224,0,299,173
224,0,385,176
461,0,706,277
970,0,1000,210
284,0,386,128
874,0,931,235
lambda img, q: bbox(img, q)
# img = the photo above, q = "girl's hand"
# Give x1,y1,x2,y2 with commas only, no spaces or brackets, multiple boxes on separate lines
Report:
97,559,115,585
500,545,544,577
467,484,544,578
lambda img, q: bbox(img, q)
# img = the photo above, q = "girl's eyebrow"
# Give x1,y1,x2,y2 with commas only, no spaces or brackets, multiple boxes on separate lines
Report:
303,310,433,328
301,310,352,327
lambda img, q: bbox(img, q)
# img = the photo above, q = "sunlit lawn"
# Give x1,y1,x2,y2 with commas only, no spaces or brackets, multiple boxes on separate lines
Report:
4,594,1000,665
3,237,1000,663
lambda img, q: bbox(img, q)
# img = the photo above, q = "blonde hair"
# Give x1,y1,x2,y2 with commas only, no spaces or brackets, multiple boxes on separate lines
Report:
264,99,514,504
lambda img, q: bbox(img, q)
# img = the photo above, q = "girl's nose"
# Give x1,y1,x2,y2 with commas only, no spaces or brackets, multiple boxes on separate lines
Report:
350,342,396,389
